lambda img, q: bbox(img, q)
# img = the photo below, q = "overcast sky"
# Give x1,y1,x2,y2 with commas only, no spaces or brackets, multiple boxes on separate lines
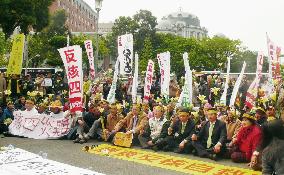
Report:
84,0,284,54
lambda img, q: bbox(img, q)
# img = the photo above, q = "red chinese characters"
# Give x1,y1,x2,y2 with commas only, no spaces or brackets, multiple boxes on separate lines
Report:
64,49,77,63
59,45,83,113
143,60,154,101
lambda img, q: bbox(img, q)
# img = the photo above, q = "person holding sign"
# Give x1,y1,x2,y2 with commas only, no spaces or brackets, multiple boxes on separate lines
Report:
113,103,148,146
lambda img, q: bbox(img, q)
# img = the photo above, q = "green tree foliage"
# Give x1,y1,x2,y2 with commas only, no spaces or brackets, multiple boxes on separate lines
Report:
139,37,154,72
0,32,11,66
0,0,54,37
143,33,242,78
231,50,269,73
133,10,157,52
107,10,157,58
28,10,68,67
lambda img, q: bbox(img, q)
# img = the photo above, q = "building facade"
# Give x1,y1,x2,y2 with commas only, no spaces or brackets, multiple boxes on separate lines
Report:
157,10,208,39
98,22,114,36
49,0,97,32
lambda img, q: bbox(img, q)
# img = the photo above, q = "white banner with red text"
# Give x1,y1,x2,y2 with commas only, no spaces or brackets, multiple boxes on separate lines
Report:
58,45,83,113
84,40,95,80
157,52,170,99
267,34,281,82
143,60,155,101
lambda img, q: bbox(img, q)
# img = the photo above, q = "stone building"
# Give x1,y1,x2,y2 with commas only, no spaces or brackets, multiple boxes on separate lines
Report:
157,9,208,39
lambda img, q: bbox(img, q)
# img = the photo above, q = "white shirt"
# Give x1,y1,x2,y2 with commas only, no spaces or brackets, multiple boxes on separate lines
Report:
149,116,167,139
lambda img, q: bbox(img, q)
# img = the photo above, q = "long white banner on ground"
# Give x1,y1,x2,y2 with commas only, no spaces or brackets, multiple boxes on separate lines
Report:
8,111,72,139
0,148,104,175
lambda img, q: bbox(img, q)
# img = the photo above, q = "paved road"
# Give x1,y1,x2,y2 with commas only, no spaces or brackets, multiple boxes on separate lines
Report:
1,137,248,175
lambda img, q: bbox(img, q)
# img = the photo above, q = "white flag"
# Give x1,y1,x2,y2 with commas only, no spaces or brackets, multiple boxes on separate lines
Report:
220,57,231,105
229,62,246,107
132,53,139,103
183,52,193,104
118,34,133,75
107,59,119,104
158,52,171,98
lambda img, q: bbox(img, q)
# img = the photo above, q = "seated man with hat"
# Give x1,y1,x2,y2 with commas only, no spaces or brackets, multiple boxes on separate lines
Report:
49,100,71,119
163,107,195,153
37,102,48,114
191,107,227,160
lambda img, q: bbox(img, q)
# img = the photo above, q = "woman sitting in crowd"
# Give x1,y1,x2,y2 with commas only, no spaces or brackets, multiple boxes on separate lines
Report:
228,112,262,163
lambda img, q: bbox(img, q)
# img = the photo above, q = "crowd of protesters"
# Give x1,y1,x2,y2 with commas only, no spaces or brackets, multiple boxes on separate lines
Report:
0,69,283,175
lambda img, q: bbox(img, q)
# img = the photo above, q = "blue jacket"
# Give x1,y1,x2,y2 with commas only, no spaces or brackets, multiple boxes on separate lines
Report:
0,108,14,123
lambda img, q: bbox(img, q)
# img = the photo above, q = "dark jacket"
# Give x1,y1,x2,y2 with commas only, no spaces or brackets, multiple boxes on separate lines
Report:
262,138,284,175
170,119,195,141
142,119,170,144
0,108,14,123
197,120,227,147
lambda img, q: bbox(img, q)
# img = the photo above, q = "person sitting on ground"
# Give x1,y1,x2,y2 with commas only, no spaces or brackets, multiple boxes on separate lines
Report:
24,98,38,114
222,108,242,143
191,107,227,161
113,103,148,145
49,100,69,118
164,107,195,153
266,106,276,122
73,103,102,143
248,108,284,171
138,105,170,151
228,112,262,163
14,96,26,111
82,103,123,143
255,107,267,126
36,102,48,114
261,115,284,175
0,102,14,134
142,103,153,119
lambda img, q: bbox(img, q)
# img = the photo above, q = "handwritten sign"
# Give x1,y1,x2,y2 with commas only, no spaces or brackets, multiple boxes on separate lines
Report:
9,111,71,139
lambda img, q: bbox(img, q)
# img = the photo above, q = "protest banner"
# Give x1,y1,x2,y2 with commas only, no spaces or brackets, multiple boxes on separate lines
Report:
9,111,72,139
84,40,95,80
58,45,83,113
118,34,133,75
7,34,25,75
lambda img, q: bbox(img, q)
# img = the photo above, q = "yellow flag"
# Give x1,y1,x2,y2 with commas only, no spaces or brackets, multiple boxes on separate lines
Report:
7,34,25,75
